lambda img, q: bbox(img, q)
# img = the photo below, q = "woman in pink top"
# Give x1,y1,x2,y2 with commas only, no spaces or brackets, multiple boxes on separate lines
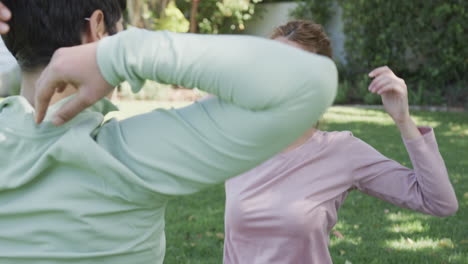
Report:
223,20,458,264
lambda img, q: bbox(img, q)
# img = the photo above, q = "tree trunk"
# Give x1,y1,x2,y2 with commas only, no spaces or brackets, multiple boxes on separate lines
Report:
189,0,200,33
127,0,146,28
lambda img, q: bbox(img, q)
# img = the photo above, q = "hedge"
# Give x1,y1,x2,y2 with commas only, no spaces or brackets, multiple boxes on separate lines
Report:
176,0,263,34
292,0,467,107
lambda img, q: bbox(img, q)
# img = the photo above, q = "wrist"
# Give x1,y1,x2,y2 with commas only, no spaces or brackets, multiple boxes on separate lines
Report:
395,117,421,140
392,113,411,126
395,116,413,129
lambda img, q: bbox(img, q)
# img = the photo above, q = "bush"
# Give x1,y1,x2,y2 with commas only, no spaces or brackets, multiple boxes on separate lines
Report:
176,0,263,34
335,68,381,105
154,1,190,32
290,0,334,26
292,0,468,107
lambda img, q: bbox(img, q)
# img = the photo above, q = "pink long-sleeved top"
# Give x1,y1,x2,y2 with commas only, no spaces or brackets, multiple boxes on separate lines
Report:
224,127,458,264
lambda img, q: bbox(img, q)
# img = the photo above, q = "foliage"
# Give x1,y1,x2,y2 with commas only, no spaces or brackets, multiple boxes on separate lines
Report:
292,0,468,107
261,0,289,3
154,1,190,32
176,0,264,34
126,0,189,32
0,67,21,96
126,0,170,29
335,78,381,105
290,0,335,26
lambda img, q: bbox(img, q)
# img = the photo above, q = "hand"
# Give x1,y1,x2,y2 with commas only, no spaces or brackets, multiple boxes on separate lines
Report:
35,42,114,126
368,66,410,124
0,2,11,34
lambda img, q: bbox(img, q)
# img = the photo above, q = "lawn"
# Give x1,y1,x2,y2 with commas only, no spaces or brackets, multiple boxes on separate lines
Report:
110,101,467,264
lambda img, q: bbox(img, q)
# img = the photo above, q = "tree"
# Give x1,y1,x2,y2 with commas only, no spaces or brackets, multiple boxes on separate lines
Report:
189,0,200,33
126,0,170,28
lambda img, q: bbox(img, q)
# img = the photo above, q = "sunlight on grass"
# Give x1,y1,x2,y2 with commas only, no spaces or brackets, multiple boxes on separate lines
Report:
387,220,426,234
442,123,468,137
386,212,430,222
329,222,363,247
323,107,444,128
329,235,363,247
410,117,441,128
386,237,455,251
323,107,395,125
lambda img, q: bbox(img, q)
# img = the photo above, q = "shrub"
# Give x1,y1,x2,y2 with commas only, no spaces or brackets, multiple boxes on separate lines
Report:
154,1,190,32
292,0,468,107
176,0,264,34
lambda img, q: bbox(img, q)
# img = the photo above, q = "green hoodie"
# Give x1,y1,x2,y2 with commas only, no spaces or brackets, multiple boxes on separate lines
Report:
0,28,337,263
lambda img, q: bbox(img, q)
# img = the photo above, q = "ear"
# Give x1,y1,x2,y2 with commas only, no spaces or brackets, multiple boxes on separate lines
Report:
81,10,107,44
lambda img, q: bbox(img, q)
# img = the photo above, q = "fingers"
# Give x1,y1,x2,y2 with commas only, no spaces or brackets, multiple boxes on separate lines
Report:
0,2,11,34
0,22,8,34
0,2,11,20
368,66,393,78
34,43,111,126
368,66,407,95
369,76,392,92
374,84,397,95
369,75,406,95
52,94,93,126
34,66,66,124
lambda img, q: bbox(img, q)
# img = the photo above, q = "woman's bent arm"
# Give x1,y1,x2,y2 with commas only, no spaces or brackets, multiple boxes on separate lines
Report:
350,128,458,217
96,29,338,195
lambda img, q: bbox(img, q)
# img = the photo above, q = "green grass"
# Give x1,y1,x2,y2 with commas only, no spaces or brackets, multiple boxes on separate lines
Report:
110,101,468,264
2,98,466,263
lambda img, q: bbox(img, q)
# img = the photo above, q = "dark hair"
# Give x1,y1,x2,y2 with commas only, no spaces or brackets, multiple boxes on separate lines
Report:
271,20,333,59
1,0,127,71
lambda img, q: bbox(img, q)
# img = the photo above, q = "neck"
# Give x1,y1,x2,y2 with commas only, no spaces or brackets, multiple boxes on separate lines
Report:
282,127,317,153
20,69,77,107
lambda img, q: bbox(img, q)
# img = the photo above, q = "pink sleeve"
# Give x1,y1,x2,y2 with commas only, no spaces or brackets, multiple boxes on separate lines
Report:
350,127,458,217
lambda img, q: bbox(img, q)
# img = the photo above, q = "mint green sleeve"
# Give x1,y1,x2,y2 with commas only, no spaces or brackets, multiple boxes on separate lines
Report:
96,28,337,195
